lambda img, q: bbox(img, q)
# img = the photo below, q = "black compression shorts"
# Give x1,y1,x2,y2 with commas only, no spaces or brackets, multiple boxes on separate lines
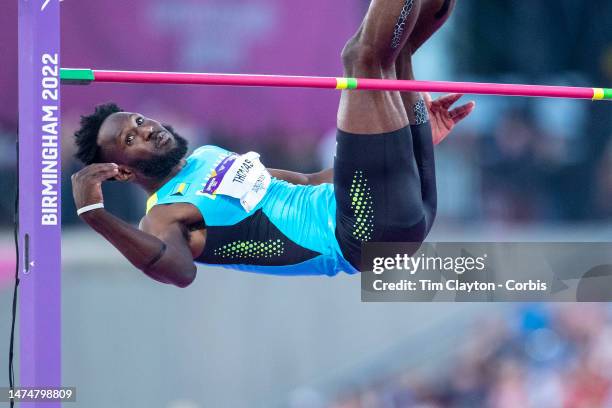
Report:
333,123,437,270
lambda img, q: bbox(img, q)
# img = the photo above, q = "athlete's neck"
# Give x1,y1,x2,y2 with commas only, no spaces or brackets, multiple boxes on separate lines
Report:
138,159,187,195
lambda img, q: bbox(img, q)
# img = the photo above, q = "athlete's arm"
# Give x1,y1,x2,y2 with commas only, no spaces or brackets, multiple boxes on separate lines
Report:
72,164,197,287
268,168,333,185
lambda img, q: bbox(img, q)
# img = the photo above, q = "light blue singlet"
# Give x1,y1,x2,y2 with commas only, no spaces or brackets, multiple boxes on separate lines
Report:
146,145,357,276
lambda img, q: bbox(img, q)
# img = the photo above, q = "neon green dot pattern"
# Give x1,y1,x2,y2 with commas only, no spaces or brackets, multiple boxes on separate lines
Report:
213,239,285,259
350,170,374,241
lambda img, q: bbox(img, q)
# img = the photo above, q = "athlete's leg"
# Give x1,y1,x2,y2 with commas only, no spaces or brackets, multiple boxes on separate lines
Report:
390,0,456,233
334,1,429,269
401,0,474,141
408,0,455,56
396,0,456,123
337,0,422,134
395,55,437,233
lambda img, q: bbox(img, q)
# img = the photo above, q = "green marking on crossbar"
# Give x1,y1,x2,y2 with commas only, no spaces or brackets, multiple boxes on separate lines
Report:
60,68,94,84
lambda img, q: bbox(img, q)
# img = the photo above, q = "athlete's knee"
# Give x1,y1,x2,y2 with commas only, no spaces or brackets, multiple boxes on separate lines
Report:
341,36,379,71
341,35,394,76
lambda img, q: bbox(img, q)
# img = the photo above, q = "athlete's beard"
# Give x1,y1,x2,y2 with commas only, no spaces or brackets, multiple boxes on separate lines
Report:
131,124,189,179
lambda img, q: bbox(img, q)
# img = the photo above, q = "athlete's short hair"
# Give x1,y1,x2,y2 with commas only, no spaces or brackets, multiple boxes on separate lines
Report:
74,102,123,165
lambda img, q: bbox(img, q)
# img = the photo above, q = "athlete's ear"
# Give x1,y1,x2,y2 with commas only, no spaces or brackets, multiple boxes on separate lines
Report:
114,165,135,182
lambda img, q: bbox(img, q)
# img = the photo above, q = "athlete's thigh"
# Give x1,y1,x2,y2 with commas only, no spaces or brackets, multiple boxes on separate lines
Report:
333,126,426,269
337,85,409,134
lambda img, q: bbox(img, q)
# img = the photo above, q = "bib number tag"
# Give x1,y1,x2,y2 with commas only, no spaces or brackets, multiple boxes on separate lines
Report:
202,152,271,212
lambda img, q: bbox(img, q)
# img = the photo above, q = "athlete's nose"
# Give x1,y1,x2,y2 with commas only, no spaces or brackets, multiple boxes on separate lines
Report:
142,125,155,141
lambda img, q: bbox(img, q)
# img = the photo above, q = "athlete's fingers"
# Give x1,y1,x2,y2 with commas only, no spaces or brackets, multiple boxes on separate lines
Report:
437,93,463,110
449,101,476,123
86,163,119,181
92,163,118,173
88,163,118,172
92,171,119,182
74,163,115,178
422,92,433,106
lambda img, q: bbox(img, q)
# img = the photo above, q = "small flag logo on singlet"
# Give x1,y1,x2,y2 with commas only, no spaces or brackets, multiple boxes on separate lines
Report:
171,182,190,196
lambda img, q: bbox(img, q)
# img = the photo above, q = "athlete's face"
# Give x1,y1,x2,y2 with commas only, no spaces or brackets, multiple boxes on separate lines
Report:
97,112,189,180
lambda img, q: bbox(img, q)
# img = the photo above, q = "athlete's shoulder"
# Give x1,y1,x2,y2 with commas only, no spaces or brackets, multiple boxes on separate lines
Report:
140,202,202,231
190,144,232,158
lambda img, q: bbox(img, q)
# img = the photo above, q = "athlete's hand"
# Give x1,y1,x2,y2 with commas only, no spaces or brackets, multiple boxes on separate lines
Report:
423,93,475,145
71,163,119,212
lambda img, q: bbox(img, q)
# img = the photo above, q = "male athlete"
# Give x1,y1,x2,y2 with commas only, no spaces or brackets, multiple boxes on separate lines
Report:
71,0,474,287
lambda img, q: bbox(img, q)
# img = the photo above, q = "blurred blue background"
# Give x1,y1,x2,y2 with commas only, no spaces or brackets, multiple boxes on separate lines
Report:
1,0,612,407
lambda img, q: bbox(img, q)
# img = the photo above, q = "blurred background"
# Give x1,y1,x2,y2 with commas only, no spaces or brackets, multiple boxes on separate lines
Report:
2,0,612,406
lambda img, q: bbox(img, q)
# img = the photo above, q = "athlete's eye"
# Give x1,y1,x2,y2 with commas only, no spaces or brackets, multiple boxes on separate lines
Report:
126,134,134,146
135,117,144,126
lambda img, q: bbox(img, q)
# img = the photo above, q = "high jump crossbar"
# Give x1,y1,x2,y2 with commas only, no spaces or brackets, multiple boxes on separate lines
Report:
60,68,612,101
